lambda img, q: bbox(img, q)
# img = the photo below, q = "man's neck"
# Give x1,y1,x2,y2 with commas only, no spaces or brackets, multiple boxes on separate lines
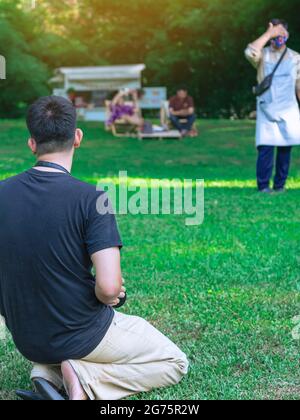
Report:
35,152,74,173
271,44,287,53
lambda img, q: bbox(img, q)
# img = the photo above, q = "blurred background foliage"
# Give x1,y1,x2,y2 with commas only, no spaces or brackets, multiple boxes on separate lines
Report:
0,0,299,117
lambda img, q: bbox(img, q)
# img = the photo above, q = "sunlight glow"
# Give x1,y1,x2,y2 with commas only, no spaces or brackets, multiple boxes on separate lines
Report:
2,173,300,190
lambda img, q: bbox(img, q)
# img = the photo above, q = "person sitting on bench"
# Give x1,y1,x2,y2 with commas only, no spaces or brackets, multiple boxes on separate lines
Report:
106,89,144,132
0,96,189,400
169,87,197,137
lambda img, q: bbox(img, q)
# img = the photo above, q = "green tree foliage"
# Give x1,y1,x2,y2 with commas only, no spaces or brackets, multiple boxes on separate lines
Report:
0,0,299,117
0,1,49,116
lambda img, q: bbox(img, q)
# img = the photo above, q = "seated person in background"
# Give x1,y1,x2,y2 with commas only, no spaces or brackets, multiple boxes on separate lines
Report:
74,96,88,108
169,87,197,137
106,89,144,132
67,89,76,106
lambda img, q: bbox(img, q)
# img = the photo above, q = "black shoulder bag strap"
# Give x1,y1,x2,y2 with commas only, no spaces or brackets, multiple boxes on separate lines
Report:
253,47,288,97
271,47,288,77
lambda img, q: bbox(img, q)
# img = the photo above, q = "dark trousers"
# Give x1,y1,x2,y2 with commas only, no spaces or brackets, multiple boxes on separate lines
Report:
170,114,196,132
257,146,292,191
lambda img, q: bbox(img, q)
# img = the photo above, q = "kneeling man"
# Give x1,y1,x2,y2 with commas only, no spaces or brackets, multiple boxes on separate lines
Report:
0,96,189,400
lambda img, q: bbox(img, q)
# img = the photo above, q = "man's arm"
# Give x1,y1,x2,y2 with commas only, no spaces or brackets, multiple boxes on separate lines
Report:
170,107,194,117
169,107,181,116
187,98,195,116
92,247,124,306
245,23,288,67
182,98,195,116
169,98,180,116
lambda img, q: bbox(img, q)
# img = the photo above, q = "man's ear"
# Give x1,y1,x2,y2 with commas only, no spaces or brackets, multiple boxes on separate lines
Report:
28,138,37,155
74,129,83,149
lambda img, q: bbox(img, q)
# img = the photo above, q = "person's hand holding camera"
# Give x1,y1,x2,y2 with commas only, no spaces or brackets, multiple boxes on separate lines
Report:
111,278,127,308
266,22,288,40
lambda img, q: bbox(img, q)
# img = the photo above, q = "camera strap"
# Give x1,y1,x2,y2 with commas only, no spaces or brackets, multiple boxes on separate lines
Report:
35,161,70,175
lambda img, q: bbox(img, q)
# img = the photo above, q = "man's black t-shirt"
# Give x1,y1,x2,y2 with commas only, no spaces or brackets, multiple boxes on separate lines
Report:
0,169,122,364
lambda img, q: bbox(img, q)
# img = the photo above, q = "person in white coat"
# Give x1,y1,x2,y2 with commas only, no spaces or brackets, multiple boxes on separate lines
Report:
245,19,300,193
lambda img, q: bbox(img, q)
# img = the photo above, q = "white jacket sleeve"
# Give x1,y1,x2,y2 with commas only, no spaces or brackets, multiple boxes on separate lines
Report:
245,44,263,69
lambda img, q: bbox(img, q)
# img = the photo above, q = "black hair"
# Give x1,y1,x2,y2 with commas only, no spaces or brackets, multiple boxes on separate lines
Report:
26,96,77,156
176,85,188,93
270,19,289,30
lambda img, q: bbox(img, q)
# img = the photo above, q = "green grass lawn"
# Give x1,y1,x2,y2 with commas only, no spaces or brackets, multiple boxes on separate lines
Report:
1,119,300,400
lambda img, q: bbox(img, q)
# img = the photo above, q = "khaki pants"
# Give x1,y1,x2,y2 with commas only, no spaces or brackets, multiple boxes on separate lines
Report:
31,311,189,400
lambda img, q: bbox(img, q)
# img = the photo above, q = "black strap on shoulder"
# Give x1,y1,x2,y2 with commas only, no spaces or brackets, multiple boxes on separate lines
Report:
35,161,70,175
271,47,288,77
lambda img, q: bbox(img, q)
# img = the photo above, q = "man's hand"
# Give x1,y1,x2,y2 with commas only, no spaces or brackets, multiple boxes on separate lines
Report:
178,110,189,117
170,109,193,117
248,23,289,55
169,108,180,117
110,278,126,307
266,23,288,41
